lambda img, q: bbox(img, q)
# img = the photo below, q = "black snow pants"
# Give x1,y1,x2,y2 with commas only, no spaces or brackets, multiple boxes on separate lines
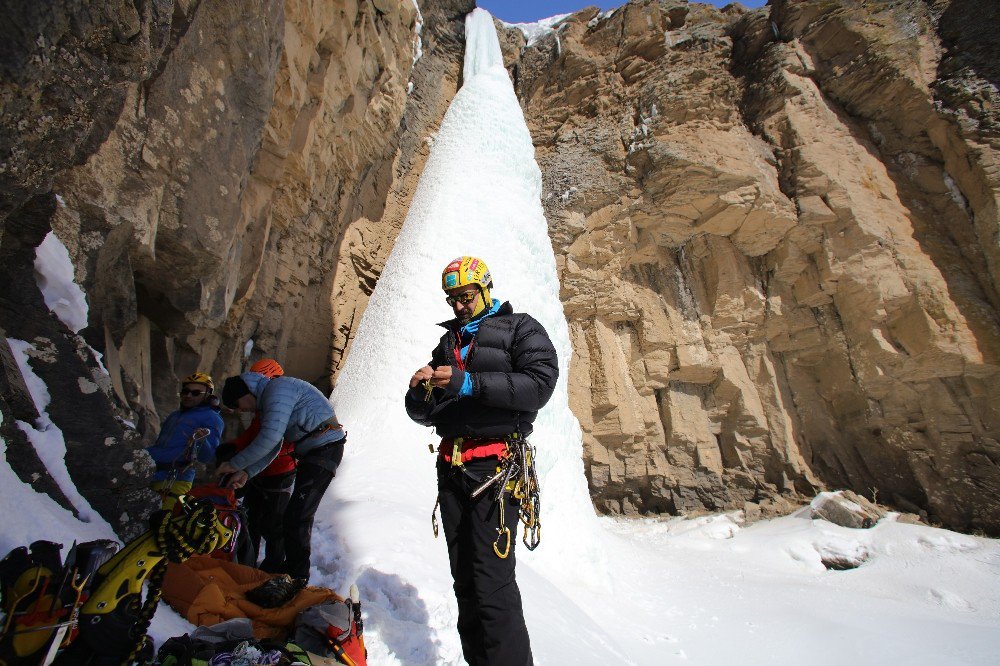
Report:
243,469,295,572
282,437,345,580
438,457,533,666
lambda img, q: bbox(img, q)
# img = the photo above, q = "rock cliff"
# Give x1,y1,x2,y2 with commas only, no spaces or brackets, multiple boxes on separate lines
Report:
503,0,1000,532
0,0,474,534
0,0,997,536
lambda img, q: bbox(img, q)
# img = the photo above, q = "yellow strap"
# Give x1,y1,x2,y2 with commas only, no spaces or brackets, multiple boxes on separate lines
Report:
451,437,464,467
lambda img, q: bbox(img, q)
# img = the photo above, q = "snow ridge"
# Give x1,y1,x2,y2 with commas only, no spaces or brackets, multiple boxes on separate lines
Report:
502,12,572,48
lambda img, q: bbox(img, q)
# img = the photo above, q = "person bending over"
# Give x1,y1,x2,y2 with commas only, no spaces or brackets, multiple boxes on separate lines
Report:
216,370,345,583
215,358,297,572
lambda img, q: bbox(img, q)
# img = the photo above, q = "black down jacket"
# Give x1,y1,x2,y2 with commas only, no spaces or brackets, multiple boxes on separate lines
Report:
404,301,559,438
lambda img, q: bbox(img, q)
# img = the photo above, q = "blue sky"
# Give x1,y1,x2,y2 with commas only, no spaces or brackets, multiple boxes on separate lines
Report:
477,0,767,23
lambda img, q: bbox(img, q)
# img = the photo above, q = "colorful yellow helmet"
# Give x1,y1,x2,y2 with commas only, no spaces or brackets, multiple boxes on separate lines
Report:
442,256,493,316
442,256,492,292
182,372,215,393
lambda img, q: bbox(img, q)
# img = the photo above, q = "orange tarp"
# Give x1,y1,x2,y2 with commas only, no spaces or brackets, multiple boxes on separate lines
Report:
161,556,340,639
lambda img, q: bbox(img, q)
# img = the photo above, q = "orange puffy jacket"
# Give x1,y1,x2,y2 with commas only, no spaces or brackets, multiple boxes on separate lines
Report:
161,556,339,639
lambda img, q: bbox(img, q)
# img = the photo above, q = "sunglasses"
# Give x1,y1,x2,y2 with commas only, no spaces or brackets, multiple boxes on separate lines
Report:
445,291,479,306
180,388,207,397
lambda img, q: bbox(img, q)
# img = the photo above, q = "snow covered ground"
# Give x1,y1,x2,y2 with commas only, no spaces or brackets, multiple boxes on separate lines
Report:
1,7,998,666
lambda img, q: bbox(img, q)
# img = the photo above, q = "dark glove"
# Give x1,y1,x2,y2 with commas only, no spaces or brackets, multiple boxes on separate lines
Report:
244,574,303,608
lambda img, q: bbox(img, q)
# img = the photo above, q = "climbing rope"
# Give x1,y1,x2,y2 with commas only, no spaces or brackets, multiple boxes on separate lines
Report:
122,499,227,665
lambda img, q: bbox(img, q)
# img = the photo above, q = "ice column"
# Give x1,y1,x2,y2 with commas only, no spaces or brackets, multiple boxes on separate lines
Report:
332,8,604,583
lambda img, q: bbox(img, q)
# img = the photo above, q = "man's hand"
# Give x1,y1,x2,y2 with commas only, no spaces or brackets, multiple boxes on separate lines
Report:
430,365,453,388
216,461,248,489
409,365,434,388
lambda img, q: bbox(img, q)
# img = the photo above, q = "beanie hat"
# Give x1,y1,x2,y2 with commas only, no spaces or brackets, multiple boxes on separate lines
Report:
221,376,251,409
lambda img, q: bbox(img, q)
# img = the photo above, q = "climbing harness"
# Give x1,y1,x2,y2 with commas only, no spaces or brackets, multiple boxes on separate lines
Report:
430,433,542,558
425,323,540,557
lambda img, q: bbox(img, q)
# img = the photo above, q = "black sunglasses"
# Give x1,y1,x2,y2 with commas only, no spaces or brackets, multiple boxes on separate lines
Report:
180,388,207,397
445,291,479,306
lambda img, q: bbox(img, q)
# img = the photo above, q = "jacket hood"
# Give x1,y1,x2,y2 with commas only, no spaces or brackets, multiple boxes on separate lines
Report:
240,371,270,400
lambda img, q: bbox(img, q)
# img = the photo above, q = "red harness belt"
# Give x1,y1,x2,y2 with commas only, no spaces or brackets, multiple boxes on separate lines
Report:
439,437,508,464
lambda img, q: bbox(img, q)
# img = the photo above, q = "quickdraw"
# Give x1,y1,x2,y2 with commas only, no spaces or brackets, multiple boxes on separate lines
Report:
429,433,542,558
472,433,542,558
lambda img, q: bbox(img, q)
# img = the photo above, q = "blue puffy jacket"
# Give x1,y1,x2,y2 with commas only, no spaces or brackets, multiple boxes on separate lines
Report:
146,404,224,482
227,372,345,478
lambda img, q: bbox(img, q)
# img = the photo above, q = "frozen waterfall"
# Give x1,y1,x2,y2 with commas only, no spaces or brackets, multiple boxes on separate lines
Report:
323,8,614,664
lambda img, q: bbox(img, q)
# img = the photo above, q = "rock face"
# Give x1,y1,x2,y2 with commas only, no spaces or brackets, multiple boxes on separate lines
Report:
0,0,474,534
503,0,1000,533
0,0,997,537
0,195,156,539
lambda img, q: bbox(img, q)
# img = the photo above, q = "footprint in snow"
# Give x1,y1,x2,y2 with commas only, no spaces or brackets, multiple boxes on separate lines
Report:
917,534,979,553
929,588,975,611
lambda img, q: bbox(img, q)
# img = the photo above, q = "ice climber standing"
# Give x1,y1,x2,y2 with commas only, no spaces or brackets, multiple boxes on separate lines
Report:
405,256,558,666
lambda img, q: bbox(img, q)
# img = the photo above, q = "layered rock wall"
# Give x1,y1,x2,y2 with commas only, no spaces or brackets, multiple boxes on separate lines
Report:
505,0,1000,532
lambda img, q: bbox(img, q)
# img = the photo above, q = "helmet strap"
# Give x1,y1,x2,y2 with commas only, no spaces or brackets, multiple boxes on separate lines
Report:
472,285,492,317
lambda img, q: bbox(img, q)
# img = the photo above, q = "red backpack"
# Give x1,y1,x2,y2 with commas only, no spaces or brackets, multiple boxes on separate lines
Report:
178,486,252,564
291,587,366,666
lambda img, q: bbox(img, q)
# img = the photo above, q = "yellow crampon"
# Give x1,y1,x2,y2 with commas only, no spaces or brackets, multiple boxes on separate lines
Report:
71,496,233,664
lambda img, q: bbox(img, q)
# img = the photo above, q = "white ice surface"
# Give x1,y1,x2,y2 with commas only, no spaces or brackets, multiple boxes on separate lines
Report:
34,231,89,333
0,407,115,557
411,0,424,66
502,13,572,48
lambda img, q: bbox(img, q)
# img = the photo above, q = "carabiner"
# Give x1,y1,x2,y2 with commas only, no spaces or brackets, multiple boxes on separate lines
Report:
493,527,511,559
